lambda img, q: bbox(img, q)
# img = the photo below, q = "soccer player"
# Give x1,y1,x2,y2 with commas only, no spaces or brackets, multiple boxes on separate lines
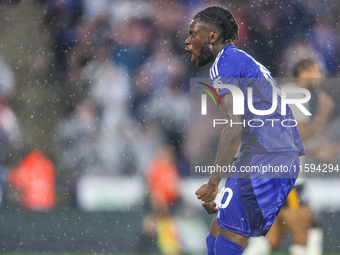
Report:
243,58,331,255
185,6,305,255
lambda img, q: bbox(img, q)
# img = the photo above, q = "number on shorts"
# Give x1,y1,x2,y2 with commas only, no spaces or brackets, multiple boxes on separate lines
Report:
219,187,233,209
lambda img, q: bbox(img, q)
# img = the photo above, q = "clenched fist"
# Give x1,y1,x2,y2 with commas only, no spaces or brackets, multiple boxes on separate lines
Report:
195,182,218,202
202,201,218,214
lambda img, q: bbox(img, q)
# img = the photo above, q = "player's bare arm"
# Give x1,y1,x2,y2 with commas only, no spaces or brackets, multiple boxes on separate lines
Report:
297,90,335,142
195,93,242,202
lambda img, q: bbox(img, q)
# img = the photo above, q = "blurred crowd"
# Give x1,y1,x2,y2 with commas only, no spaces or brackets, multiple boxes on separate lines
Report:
1,0,340,208
45,0,340,178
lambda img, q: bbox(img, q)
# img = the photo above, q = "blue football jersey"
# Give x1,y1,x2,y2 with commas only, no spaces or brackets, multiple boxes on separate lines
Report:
210,44,305,156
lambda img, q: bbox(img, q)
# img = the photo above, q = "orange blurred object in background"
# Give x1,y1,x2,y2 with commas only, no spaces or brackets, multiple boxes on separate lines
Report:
147,155,180,208
9,150,56,211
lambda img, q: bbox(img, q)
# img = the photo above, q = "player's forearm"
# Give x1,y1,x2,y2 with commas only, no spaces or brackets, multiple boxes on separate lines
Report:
208,125,242,187
297,123,313,142
298,115,326,142
298,91,334,142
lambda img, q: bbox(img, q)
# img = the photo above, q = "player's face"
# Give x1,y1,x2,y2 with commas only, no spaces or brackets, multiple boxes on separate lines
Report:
185,18,214,67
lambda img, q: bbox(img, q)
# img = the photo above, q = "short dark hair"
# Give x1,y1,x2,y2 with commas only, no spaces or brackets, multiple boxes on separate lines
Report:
292,58,317,78
193,6,239,43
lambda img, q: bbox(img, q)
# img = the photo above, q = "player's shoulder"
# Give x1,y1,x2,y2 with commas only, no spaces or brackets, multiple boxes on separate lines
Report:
218,44,251,66
223,45,255,62
213,45,259,78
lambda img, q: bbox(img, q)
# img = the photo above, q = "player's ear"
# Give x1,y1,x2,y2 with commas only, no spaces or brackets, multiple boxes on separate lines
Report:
209,31,219,44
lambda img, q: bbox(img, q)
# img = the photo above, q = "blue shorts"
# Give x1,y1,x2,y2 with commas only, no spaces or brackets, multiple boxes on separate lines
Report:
215,151,299,237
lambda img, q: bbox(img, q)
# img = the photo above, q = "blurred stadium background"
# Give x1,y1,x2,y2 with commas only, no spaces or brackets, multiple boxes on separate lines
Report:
0,0,340,254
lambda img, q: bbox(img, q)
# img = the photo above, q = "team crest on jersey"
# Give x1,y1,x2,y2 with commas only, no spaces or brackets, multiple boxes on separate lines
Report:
212,76,223,92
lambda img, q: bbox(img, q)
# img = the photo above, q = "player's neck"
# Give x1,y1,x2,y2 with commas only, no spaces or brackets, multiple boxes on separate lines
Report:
213,41,233,60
